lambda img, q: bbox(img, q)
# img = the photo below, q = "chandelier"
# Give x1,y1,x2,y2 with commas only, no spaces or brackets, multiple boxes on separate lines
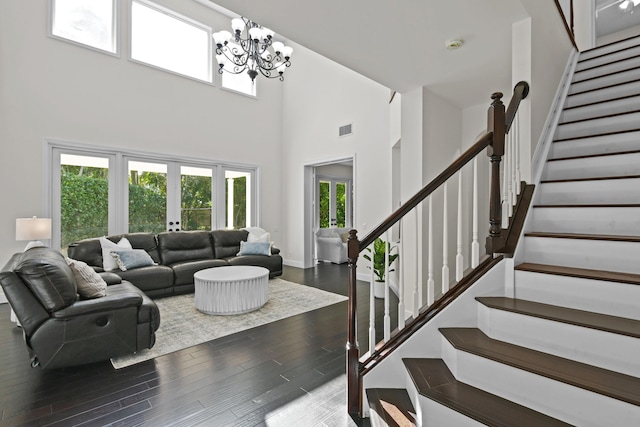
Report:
212,17,293,82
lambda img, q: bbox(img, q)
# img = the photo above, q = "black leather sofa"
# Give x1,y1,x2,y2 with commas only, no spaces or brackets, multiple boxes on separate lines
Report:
67,230,283,298
0,247,160,369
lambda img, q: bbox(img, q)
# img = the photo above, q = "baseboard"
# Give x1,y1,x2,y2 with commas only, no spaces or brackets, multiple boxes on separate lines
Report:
283,259,305,269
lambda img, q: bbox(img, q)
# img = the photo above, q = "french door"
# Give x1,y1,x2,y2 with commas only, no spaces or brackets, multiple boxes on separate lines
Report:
316,176,352,229
51,143,257,252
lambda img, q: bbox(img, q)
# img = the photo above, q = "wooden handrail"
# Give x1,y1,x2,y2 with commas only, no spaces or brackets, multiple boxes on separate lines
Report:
505,81,530,134
554,0,578,50
359,131,492,250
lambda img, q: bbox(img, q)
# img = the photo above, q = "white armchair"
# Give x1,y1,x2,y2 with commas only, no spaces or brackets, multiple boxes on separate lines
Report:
315,227,349,264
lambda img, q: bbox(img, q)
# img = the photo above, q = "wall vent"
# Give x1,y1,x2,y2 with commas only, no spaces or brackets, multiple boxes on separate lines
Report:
339,123,353,137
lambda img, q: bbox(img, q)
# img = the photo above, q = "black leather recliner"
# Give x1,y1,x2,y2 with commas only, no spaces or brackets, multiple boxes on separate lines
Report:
0,247,160,369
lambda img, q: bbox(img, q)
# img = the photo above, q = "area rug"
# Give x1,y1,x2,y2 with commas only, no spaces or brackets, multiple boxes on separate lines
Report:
111,278,347,369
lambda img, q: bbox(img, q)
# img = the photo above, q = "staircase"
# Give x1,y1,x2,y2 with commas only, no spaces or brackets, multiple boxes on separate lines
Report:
364,36,640,426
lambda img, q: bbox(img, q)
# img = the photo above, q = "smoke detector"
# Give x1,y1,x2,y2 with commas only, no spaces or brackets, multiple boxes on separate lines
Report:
445,39,464,50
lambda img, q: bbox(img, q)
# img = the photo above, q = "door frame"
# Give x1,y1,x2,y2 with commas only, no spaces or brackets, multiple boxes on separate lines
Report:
303,154,356,268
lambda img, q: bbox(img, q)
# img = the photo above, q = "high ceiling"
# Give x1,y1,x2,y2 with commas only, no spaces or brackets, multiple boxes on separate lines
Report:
203,0,529,108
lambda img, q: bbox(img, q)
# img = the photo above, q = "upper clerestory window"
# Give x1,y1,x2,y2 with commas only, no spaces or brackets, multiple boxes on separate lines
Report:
130,0,212,83
50,0,118,55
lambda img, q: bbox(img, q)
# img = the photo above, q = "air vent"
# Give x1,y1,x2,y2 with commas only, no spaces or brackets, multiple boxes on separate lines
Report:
339,123,353,137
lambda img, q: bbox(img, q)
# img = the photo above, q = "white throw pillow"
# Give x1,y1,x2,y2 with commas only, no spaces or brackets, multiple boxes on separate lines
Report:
99,237,132,271
66,257,107,299
247,231,271,243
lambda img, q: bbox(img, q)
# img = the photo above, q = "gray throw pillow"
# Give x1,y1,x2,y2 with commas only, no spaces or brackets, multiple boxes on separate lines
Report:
110,249,156,271
65,257,107,299
237,241,271,256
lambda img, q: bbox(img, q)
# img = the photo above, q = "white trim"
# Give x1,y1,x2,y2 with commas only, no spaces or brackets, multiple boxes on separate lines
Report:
47,0,120,58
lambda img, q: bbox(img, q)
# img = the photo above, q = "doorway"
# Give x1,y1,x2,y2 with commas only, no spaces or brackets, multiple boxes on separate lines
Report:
303,156,355,268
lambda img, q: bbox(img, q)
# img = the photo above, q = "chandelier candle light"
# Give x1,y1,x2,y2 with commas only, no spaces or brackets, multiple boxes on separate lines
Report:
213,17,293,82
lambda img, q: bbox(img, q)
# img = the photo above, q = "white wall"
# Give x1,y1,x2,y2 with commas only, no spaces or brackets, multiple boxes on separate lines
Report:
0,0,284,263
598,24,640,46
281,42,391,268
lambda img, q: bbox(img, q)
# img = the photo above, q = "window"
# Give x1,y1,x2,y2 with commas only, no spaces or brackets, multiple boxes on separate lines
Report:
50,0,117,54
221,70,257,97
49,142,257,250
131,0,212,82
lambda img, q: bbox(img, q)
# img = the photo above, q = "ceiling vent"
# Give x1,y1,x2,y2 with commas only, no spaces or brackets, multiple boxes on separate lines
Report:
339,123,353,137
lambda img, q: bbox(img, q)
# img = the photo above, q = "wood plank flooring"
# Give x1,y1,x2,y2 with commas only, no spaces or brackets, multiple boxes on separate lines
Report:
0,263,396,427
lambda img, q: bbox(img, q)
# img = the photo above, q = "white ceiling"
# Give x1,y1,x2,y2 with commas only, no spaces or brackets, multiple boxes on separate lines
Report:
203,0,529,108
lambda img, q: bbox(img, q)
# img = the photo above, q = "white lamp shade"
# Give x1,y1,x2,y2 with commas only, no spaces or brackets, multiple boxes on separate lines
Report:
272,41,284,54
281,46,293,58
16,217,52,241
231,18,246,32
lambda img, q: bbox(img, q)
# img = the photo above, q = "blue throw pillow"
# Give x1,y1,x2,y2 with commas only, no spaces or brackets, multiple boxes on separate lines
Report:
110,249,156,271
237,241,271,256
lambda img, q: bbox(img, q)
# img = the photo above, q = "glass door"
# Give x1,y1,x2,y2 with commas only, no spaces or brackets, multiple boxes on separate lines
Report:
126,159,215,233
316,177,352,229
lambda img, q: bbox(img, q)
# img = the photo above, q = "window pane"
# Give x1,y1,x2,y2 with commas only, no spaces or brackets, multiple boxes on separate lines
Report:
131,0,211,82
319,181,330,229
221,71,256,96
181,166,213,231
225,170,251,229
128,161,167,233
60,154,109,251
52,0,116,53
336,182,346,228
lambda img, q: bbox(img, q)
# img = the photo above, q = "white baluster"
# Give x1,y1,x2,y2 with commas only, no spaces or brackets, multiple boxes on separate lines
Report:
369,243,376,355
507,129,514,218
442,183,450,293
397,224,405,330
427,196,435,305
509,129,515,217
514,113,521,195
384,231,391,342
456,170,464,281
413,209,419,317
471,157,480,268
502,131,510,229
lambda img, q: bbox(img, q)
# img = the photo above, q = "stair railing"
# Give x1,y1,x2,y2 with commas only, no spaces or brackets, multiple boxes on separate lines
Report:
347,81,530,417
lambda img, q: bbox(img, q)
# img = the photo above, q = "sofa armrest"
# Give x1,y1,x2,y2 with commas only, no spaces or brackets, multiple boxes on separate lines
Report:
52,293,143,318
99,272,123,285
316,236,344,247
271,246,280,255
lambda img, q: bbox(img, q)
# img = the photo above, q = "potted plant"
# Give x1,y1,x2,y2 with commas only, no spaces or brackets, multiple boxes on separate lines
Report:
363,237,399,298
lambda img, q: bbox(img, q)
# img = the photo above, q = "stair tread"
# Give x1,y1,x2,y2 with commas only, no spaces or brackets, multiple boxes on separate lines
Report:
476,297,640,338
515,262,640,285
554,128,640,143
439,328,640,406
578,34,640,63
366,388,416,427
402,358,571,427
558,108,640,126
541,174,640,183
575,53,640,76
525,231,640,242
533,204,640,208
567,77,640,97
548,149,640,162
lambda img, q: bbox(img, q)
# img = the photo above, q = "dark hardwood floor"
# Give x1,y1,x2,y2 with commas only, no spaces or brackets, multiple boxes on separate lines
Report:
0,263,398,426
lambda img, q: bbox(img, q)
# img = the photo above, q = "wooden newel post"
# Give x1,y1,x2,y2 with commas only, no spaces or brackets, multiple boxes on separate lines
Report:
486,92,506,254
346,229,361,417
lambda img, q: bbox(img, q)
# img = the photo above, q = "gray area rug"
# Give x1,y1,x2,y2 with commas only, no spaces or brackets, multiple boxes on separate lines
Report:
111,278,347,369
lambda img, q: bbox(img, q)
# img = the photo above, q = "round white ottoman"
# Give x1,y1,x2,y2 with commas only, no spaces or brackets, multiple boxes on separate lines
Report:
193,266,269,315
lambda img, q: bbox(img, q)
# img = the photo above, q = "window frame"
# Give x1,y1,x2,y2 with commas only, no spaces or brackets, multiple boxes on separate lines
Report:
46,139,259,250
48,0,120,57
129,0,214,84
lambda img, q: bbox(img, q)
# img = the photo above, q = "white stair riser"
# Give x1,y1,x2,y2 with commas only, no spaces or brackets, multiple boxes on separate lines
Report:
569,68,640,95
441,338,640,427
515,270,640,321
403,370,423,427
537,178,640,205
523,236,640,274
560,94,640,123
477,304,640,377
577,42,640,67
555,112,640,140
420,397,483,427
564,80,640,108
529,207,640,236
544,152,640,180
574,55,640,83
549,131,640,159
